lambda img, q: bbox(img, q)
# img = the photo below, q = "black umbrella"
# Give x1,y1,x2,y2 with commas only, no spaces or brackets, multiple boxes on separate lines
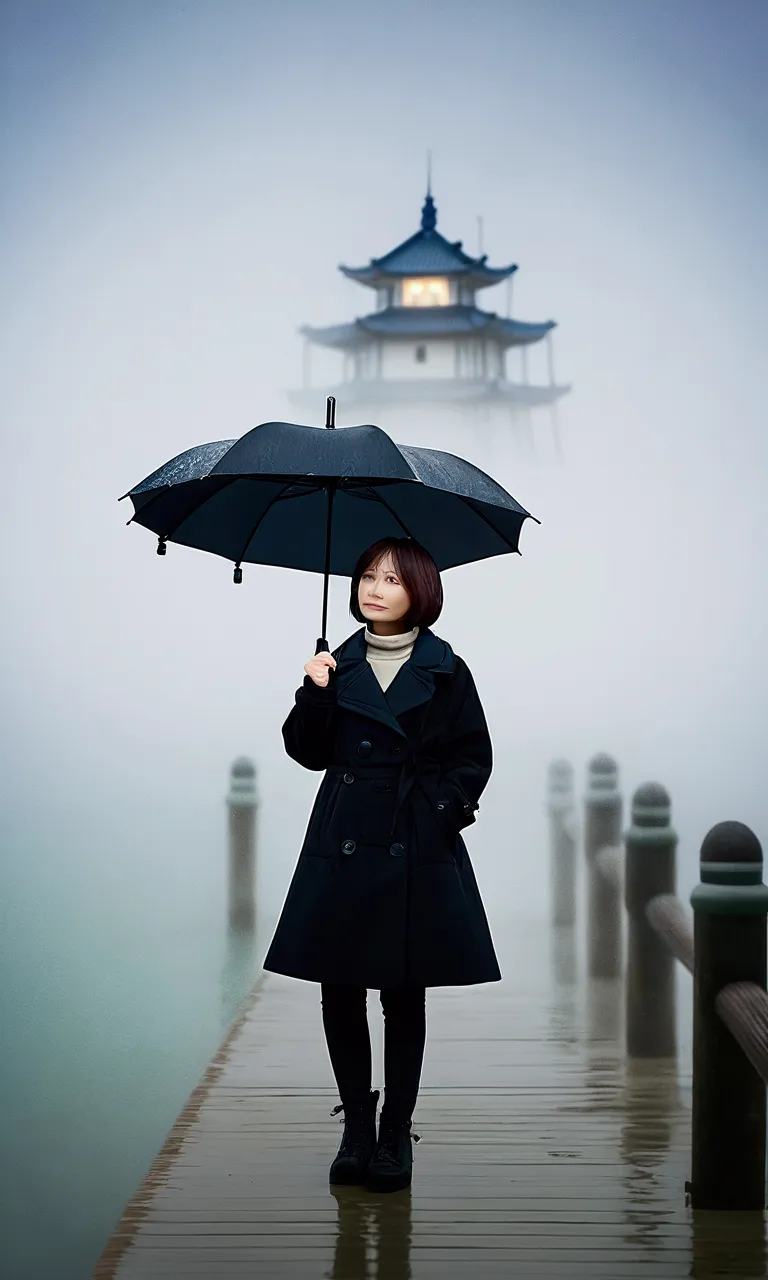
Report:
120,397,539,653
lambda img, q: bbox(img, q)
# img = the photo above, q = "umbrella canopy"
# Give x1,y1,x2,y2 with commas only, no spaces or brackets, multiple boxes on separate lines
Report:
120,397,539,650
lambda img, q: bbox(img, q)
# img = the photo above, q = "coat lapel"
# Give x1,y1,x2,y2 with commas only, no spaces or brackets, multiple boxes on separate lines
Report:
333,627,455,737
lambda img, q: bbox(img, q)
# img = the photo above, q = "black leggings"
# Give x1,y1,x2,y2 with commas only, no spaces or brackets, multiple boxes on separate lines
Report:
321,984,427,1121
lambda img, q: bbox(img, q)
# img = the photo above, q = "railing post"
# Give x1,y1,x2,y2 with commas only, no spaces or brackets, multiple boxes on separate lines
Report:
690,821,768,1209
546,759,577,927
584,753,623,978
227,757,257,931
624,782,678,1056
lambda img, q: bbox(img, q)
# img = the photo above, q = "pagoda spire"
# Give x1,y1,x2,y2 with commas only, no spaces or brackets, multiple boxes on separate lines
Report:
421,150,437,230
421,187,437,232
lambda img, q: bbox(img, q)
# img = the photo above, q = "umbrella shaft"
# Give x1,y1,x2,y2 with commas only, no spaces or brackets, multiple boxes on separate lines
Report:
321,482,336,645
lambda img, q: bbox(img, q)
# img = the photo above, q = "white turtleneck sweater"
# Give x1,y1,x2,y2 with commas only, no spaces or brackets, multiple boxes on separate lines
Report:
365,625,419,691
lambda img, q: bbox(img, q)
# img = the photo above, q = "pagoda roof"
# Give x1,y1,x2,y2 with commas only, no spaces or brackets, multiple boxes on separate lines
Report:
340,191,517,290
302,306,554,352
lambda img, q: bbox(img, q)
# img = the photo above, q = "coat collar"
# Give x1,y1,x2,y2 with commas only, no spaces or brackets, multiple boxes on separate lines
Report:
332,626,455,738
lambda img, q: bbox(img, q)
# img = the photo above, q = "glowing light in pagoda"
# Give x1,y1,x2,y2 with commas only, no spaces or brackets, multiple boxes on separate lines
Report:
402,277,450,307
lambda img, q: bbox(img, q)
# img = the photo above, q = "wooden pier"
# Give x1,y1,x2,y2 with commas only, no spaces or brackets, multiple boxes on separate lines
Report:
91,909,768,1279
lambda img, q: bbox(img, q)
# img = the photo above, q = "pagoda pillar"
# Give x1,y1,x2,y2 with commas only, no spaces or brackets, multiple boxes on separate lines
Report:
506,276,514,318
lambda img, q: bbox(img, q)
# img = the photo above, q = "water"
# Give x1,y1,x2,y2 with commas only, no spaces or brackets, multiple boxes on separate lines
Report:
0,805,271,1280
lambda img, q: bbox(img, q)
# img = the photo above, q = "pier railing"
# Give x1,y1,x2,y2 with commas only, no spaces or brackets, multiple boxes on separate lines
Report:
547,756,768,1211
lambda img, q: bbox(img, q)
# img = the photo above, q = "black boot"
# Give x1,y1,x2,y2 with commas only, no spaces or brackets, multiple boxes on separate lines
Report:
364,1105,421,1193
328,1089,380,1185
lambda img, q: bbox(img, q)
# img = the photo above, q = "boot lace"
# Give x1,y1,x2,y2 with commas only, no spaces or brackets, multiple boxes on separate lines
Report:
375,1117,422,1165
330,1101,374,1159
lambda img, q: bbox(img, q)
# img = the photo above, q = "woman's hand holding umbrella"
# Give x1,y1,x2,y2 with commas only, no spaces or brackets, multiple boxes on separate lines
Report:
304,652,336,687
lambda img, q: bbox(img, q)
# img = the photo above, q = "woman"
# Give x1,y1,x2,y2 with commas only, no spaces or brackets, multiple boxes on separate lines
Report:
263,536,501,1193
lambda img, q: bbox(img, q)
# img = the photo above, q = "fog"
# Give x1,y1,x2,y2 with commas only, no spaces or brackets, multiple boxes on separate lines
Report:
3,0,767,1011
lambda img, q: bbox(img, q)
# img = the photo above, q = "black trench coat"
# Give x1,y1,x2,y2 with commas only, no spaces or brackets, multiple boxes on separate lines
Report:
262,626,502,989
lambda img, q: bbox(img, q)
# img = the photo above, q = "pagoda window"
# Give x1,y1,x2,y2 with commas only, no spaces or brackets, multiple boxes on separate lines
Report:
401,277,450,308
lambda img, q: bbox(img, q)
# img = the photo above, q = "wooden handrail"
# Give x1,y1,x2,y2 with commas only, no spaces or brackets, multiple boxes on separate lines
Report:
645,892,694,974
715,981,768,1084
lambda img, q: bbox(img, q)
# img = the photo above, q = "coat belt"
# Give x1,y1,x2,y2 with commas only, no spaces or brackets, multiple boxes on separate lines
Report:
327,754,440,839
390,751,441,836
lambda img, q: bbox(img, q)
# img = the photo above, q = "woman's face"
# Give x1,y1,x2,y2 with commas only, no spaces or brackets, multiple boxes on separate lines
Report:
358,553,411,628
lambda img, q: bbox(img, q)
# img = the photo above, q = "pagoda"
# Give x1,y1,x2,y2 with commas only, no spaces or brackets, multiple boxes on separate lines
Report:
288,186,569,445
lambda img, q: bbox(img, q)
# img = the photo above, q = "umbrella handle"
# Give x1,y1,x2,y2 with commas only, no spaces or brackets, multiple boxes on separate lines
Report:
315,637,330,655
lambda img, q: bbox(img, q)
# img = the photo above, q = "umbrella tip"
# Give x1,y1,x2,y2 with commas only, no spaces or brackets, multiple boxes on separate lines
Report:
325,396,336,429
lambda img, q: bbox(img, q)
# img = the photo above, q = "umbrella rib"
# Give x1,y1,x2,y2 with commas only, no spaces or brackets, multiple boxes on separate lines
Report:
129,474,243,536
124,484,173,525
358,485,525,557
357,486,420,542
463,497,528,553
236,481,294,564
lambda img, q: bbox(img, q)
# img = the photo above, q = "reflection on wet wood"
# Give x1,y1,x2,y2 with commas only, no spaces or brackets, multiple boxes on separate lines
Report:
93,919,768,1278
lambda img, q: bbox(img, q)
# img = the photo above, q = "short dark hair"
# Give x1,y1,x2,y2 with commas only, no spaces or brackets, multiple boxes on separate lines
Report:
349,537,443,629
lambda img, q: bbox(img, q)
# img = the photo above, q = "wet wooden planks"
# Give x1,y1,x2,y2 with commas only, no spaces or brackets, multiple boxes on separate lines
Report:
93,918,768,1278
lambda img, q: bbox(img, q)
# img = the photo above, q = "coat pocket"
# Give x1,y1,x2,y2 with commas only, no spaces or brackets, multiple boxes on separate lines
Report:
435,796,460,846
413,779,460,864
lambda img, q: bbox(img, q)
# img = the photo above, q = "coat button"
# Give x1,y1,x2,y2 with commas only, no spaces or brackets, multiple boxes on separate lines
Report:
356,740,372,758
389,842,406,858
341,839,356,855
343,772,355,784
392,745,403,755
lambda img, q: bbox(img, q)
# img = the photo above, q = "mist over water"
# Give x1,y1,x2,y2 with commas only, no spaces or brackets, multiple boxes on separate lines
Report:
2,1,767,1276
